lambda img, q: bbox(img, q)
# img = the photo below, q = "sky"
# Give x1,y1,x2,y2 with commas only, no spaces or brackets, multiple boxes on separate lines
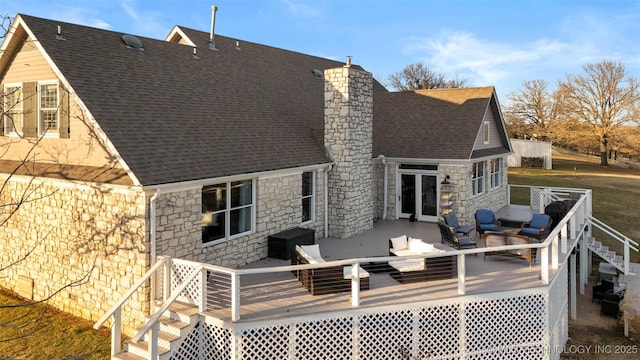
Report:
3,0,640,103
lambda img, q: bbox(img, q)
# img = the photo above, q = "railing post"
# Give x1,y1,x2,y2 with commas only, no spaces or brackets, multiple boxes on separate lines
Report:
561,223,568,254
164,257,172,301
231,273,240,321
149,321,159,360
624,238,630,274
541,246,549,285
351,263,360,307
200,267,207,312
111,307,121,356
552,234,559,269
457,254,466,295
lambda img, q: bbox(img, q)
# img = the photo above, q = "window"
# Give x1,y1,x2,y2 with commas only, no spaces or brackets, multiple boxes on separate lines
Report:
3,84,23,135
490,158,502,189
483,121,490,144
472,161,485,196
302,171,314,223
202,180,254,244
38,81,59,136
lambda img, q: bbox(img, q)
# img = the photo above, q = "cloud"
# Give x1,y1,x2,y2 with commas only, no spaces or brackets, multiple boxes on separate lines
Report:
403,30,571,87
279,0,323,19
118,0,168,38
49,7,113,30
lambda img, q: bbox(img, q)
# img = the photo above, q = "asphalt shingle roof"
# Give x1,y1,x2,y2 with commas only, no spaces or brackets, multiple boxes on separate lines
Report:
20,15,354,186
17,15,508,186
373,87,508,160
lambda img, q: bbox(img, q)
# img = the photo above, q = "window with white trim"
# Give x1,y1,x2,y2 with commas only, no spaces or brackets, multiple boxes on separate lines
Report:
490,158,502,189
202,180,254,244
38,81,59,136
472,161,485,196
301,171,314,223
3,83,23,135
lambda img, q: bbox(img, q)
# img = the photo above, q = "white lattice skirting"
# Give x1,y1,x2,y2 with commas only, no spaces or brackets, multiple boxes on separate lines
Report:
166,263,568,360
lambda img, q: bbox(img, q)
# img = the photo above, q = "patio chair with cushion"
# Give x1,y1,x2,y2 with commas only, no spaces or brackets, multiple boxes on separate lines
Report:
444,212,475,237
437,222,477,251
519,213,553,241
475,209,501,235
387,235,457,283
600,290,625,318
293,244,369,295
482,232,537,267
592,279,615,303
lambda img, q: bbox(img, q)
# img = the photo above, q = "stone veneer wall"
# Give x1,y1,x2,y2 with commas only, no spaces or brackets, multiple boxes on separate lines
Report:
155,170,325,268
0,176,148,333
324,65,374,238
372,161,397,221
439,157,509,226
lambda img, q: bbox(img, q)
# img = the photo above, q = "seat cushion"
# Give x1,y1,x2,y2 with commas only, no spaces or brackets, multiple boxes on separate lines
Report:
529,214,550,228
476,210,495,224
520,227,541,236
480,223,498,230
389,259,424,272
343,266,370,279
444,213,460,228
390,235,408,251
296,244,325,264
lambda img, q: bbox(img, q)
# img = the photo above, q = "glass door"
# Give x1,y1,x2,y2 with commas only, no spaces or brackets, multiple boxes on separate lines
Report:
398,172,438,222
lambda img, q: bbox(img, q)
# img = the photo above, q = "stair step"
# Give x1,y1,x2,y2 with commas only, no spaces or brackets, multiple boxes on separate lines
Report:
158,316,191,337
112,352,146,360
126,339,171,360
144,329,181,350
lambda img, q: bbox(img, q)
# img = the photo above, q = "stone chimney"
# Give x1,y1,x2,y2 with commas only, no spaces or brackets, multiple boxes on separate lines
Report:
324,59,374,238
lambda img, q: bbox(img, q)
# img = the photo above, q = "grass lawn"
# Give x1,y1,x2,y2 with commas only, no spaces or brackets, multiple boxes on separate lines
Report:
0,288,111,359
509,148,640,263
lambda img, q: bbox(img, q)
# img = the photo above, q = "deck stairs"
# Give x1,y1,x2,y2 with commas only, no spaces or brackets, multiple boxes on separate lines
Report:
113,302,200,360
586,217,638,275
587,237,626,271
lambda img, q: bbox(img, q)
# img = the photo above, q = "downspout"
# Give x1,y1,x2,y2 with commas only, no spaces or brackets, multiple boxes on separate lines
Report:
324,164,333,237
377,155,388,220
149,189,159,300
150,189,159,264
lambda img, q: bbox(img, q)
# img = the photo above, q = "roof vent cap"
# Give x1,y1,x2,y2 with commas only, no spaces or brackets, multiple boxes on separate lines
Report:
312,69,324,79
121,34,144,50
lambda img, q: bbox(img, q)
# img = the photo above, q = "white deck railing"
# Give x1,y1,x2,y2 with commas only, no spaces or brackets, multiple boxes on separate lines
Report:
97,186,598,358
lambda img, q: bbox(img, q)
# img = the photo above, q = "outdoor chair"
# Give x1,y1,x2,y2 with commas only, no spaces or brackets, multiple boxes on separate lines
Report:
600,290,624,318
387,235,457,283
474,209,501,235
519,213,552,241
437,222,477,251
482,233,537,267
443,212,475,237
292,245,369,295
592,279,615,303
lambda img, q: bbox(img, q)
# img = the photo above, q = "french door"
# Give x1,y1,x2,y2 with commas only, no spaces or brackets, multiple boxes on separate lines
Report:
399,172,438,222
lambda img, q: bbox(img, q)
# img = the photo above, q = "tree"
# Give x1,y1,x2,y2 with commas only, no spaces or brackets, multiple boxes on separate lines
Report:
387,63,467,91
557,60,640,166
503,80,558,141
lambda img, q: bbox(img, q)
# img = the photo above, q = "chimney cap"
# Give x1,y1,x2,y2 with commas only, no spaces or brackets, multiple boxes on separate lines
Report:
345,56,352,67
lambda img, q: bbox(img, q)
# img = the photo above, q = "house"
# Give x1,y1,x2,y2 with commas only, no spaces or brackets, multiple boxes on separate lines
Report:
0,12,511,329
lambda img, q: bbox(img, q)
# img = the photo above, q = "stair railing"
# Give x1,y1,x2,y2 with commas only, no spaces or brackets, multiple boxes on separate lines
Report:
589,217,639,274
94,256,168,357
131,264,205,359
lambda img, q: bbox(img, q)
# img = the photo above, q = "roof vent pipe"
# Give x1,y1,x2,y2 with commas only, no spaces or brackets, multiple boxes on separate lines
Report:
56,25,65,41
345,55,352,67
209,5,219,51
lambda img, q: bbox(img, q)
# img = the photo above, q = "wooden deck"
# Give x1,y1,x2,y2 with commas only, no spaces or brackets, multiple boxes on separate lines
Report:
204,208,556,324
